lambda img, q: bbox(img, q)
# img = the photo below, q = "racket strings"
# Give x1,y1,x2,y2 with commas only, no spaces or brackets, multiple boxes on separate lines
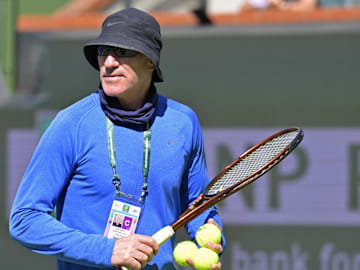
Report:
206,131,298,195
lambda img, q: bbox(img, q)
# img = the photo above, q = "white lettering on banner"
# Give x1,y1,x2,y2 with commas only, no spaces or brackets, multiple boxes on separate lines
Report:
231,242,360,270
320,243,360,270
231,242,309,270
203,128,360,225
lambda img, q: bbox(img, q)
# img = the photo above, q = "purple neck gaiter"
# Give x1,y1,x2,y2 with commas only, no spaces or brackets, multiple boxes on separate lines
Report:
98,83,158,130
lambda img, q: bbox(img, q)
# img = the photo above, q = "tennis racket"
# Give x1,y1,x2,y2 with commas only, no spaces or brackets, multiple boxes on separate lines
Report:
151,127,304,245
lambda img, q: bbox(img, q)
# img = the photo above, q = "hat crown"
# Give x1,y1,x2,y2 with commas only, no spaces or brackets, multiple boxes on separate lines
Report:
104,8,161,30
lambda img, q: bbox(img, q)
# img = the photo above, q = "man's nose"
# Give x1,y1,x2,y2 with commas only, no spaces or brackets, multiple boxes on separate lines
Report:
104,53,120,67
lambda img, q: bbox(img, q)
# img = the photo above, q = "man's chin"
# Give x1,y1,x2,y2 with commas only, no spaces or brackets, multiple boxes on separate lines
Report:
101,85,128,97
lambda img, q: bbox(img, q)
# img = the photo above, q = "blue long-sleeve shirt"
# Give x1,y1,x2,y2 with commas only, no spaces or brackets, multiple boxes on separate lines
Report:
9,92,224,269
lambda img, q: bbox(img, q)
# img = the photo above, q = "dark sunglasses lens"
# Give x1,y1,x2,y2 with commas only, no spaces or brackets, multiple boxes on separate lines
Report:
97,46,138,57
97,46,110,56
113,48,138,57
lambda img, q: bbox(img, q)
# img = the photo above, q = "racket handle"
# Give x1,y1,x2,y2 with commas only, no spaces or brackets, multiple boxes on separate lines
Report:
152,225,175,245
120,226,174,270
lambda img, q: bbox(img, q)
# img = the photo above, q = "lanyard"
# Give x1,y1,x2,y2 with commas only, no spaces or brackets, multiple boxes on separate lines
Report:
106,117,151,203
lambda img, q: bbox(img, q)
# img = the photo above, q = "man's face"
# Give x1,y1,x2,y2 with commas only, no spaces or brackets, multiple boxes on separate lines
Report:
97,47,154,106
115,215,122,224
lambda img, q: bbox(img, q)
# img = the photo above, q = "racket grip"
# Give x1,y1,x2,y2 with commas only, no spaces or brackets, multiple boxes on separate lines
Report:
120,226,174,270
152,225,175,246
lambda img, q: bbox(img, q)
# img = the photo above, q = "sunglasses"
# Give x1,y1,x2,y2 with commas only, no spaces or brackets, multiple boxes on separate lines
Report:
97,46,139,58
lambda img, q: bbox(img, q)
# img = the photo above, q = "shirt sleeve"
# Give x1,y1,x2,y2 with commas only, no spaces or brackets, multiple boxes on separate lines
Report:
9,111,116,267
181,112,226,250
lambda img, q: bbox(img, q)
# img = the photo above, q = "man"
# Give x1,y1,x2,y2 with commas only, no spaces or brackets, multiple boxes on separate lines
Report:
113,215,123,228
9,8,224,270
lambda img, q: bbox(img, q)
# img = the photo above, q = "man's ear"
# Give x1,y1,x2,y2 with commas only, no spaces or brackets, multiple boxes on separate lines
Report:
147,60,155,71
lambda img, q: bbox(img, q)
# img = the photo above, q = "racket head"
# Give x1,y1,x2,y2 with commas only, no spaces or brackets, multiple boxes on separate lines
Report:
171,127,303,232
204,127,304,198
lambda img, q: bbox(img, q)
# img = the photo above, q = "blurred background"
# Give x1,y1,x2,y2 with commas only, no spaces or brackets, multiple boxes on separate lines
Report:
1,0,360,269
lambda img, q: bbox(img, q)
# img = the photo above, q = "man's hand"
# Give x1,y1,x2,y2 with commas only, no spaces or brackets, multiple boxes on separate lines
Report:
186,218,223,270
111,234,159,270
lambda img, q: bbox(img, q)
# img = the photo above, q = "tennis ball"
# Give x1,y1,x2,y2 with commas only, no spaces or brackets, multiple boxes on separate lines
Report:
173,240,198,266
195,223,222,247
193,247,219,270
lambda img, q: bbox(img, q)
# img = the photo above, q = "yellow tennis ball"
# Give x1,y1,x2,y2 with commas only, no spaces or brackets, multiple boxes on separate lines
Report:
195,223,222,247
173,240,198,266
193,247,219,270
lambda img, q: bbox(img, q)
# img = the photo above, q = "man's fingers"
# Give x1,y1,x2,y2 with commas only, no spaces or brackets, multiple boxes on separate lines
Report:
111,234,158,269
205,241,223,254
138,235,159,255
135,243,154,262
207,218,222,231
211,261,222,270
186,257,194,267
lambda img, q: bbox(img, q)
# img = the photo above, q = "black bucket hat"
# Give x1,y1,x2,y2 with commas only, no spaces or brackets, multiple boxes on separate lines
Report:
83,8,163,82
